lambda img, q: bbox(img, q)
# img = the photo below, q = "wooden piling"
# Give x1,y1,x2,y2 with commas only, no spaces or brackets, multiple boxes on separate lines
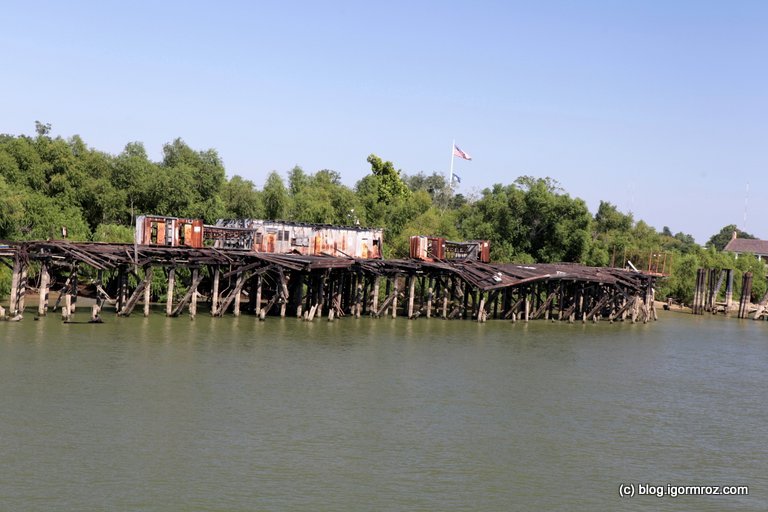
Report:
166,267,175,317
189,268,199,318
371,276,380,314
391,277,399,319
738,272,752,319
407,275,416,319
255,275,263,317
725,269,734,314
9,257,21,316
143,265,152,317
211,267,220,316
38,261,50,317
62,294,71,321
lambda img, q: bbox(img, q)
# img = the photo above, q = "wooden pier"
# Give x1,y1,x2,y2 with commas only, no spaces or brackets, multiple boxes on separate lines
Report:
690,267,768,320
0,241,658,324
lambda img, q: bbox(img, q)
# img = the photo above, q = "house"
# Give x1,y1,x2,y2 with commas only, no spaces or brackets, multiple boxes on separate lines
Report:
723,232,768,260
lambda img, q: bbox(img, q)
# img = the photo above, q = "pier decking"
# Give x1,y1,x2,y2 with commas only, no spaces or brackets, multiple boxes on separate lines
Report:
0,241,657,323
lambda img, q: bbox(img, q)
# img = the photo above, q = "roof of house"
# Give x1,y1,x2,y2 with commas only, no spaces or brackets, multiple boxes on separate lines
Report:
724,238,768,255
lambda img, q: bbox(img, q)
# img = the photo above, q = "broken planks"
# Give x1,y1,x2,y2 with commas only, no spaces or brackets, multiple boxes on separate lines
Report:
0,240,657,324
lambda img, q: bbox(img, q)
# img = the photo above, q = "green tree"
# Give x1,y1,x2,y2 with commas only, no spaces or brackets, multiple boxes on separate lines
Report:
92,223,135,243
403,172,452,208
263,171,289,219
290,168,360,225
222,175,264,219
288,165,310,196
708,224,756,251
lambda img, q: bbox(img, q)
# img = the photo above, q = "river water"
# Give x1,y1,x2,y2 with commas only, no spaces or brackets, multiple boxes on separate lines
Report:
0,311,766,511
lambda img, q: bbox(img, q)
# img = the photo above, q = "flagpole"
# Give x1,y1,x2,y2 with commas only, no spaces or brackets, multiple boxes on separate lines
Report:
449,138,455,193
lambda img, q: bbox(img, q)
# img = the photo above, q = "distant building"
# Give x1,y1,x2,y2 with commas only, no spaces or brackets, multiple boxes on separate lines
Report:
723,231,768,260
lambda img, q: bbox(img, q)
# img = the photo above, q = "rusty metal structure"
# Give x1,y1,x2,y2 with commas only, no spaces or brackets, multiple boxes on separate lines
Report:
0,240,658,325
409,236,490,263
135,216,384,259
209,219,384,259
135,215,204,248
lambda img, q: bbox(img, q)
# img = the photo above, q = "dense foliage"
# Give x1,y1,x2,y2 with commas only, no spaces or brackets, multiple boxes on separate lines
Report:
0,125,764,304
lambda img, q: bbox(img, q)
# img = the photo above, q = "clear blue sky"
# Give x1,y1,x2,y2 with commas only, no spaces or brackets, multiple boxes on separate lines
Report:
3,1,766,243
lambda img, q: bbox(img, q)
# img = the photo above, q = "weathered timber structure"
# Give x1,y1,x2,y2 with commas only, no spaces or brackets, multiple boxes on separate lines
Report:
0,241,657,324
690,267,768,320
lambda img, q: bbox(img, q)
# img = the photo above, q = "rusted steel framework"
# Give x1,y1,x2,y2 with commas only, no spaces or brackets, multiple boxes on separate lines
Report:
0,241,657,324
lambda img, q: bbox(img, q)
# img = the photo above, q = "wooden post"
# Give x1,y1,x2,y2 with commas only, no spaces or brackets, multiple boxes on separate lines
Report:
62,294,71,321
119,266,129,314
189,268,199,319
725,269,734,314
166,267,175,317
255,275,263,317
9,258,20,315
38,261,50,317
333,276,342,319
407,275,416,319
232,273,244,316
391,277,399,319
442,278,450,319
116,265,125,313
382,278,391,317
462,283,470,319
317,274,325,319
69,269,77,316
295,275,305,318
426,287,433,318
354,283,363,318
143,265,152,317
211,267,220,316
524,287,530,322
10,258,28,317
370,276,380,315
328,279,335,321
738,272,753,319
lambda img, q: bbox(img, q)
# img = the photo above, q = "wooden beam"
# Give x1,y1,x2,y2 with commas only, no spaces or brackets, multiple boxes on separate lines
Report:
210,266,220,316
215,272,247,317
143,265,152,317
166,267,175,317
38,261,50,317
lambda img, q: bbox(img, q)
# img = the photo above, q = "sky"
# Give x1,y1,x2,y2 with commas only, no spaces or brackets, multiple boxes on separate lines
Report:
2,0,766,244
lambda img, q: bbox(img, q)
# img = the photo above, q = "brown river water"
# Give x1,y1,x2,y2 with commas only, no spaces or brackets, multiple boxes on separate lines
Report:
1,311,766,511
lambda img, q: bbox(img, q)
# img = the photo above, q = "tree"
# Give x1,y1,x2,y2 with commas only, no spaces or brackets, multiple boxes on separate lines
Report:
708,224,756,251
263,171,289,219
287,165,310,196
222,175,264,219
365,154,411,203
0,176,25,239
356,154,413,229
34,121,51,137
113,142,158,219
594,201,633,235
403,172,452,208
289,168,359,225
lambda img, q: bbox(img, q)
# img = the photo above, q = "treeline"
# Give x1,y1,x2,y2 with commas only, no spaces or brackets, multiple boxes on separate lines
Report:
0,124,764,304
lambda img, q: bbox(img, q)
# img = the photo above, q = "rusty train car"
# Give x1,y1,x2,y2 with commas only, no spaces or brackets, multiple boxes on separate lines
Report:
208,219,383,258
409,235,490,263
134,215,384,259
134,215,204,248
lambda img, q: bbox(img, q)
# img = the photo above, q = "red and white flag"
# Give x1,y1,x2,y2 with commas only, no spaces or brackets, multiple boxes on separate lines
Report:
453,145,472,161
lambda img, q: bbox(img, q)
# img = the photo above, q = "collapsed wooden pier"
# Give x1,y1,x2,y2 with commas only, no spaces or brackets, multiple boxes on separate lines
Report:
0,241,658,324
690,267,768,320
